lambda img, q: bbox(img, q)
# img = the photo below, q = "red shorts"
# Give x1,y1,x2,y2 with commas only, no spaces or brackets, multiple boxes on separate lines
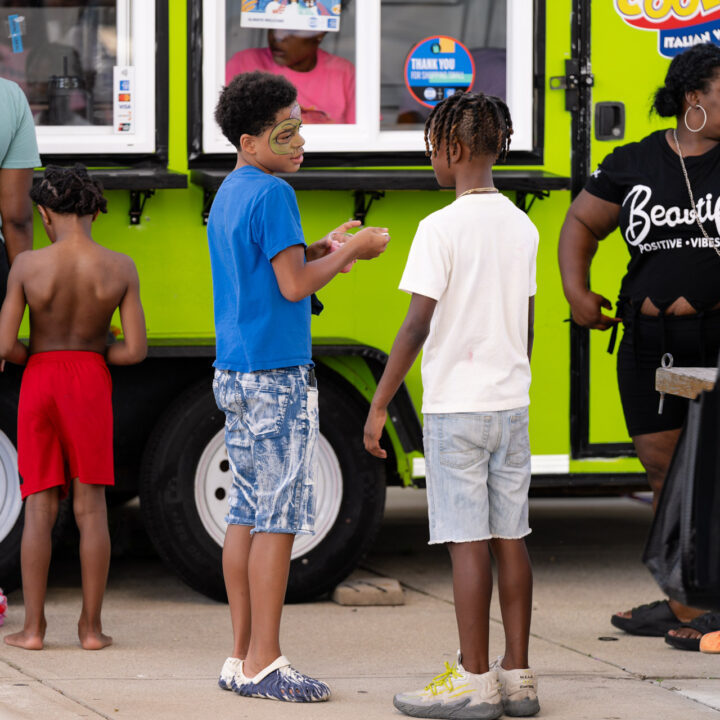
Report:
18,351,114,500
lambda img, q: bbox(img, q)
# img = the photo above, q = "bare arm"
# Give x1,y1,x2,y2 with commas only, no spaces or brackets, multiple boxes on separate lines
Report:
528,295,535,362
271,226,390,302
0,168,34,263
105,263,147,365
0,257,28,365
364,293,437,459
558,189,623,330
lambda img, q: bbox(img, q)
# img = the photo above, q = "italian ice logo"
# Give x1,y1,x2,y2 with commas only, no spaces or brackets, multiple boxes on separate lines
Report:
615,0,720,57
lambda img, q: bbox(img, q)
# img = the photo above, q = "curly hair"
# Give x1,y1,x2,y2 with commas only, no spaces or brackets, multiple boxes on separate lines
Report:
30,164,107,216
215,71,298,148
424,91,513,166
653,43,720,117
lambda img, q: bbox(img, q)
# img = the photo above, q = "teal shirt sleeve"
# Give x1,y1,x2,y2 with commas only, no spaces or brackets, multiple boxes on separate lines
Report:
0,80,40,169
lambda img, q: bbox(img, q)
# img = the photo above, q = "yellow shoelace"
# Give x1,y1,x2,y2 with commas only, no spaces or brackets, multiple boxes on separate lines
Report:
425,662,462,696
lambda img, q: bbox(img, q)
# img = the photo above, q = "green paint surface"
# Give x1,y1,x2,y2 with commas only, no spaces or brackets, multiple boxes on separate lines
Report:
23,2,668,479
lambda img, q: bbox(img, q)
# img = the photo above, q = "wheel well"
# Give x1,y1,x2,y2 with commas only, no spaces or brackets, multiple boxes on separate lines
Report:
314,344,423,457
314,361,402,487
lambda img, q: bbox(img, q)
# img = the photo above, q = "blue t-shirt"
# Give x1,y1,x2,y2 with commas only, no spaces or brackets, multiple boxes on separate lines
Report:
208,166,311,372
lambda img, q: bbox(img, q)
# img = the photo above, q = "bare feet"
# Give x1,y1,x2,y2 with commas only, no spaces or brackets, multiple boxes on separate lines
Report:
667,627,701,641
78,620,112,650
4,628,45,650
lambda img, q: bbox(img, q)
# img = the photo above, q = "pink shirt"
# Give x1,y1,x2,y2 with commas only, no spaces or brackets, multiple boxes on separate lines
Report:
225,47,355,124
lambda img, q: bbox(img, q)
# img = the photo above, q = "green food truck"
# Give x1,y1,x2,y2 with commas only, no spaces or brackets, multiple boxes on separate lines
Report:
0,0,710,602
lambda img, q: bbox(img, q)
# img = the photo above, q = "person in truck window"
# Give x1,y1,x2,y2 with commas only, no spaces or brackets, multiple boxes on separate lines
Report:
559,43,720,649
225,29,355,124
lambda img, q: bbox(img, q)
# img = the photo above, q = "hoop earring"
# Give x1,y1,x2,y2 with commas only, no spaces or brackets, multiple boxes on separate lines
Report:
684,103,707,133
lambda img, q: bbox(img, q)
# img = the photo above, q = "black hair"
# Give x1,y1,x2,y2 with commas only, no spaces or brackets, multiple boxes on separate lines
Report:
653,43,720,117
30,164,107,216
215,71,298,148
424,90,513,166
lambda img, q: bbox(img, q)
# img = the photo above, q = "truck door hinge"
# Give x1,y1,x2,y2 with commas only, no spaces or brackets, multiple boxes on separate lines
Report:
549,59,594,112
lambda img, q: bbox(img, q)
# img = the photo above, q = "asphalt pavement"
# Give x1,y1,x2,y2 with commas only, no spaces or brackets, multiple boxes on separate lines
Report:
1,489,718,719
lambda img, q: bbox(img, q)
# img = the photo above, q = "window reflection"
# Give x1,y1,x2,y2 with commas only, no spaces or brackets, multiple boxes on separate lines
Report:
0,1,117,127
381,0,506,129
225,0,356,125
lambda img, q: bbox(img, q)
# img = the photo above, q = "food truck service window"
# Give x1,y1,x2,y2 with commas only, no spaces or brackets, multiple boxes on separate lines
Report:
0,1,157,155
201,0,534,155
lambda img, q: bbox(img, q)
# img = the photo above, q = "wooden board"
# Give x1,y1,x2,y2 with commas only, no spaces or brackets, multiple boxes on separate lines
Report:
655,367,717,400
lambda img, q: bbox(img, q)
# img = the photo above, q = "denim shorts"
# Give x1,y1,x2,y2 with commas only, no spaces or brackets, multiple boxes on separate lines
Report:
423,408,531,544
212,365,318,535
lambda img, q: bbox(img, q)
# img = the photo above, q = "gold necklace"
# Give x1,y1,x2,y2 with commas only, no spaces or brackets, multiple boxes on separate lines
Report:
458,187,499,198
672,128,720,260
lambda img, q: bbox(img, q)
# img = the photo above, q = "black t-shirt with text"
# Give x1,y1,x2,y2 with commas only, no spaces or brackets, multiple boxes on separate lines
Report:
584,129,720,310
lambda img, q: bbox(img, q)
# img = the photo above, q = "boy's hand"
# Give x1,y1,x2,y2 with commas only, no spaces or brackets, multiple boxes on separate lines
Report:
352,227,391,260
306,220,361,262
364,404,388,459
305,237,332,262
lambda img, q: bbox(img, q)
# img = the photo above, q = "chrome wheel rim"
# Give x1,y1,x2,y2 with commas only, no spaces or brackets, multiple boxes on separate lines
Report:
194,429,343,559
0,431,21,545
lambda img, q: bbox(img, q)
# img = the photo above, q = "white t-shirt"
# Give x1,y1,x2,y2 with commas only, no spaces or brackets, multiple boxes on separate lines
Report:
399,193,538,413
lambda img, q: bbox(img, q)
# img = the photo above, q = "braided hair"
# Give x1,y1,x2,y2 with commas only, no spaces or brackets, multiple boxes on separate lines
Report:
653,43,720,117
424,91,513,166
30,164,107,216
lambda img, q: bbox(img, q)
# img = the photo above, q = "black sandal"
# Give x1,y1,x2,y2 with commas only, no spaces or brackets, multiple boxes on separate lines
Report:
610,600,681,637
665,613,720,651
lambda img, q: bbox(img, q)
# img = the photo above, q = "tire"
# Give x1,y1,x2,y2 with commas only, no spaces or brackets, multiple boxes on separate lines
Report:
0,387,70,593
139,372,386,602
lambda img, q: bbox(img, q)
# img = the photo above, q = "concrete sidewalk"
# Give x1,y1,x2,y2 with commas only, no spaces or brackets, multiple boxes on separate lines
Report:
1,492,718,719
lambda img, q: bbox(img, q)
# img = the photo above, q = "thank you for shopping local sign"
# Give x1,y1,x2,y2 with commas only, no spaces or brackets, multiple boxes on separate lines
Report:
404,36,475,108
615,0,720,57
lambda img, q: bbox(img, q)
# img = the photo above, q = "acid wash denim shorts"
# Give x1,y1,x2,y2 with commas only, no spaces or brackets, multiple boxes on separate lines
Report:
423,407,531,544
212,365,318,535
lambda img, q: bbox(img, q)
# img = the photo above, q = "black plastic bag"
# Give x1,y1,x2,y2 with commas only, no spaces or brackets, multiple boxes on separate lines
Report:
643,365,720,610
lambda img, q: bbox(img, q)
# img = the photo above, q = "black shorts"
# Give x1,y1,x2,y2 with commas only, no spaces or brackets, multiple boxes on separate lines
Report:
617,309,720,437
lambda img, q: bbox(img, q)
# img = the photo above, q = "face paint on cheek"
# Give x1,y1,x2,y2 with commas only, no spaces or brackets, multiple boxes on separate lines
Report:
269,118,302,155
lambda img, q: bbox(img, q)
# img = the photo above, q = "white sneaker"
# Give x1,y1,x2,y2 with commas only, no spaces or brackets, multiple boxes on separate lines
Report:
490,657,540,716
218,657,243,691
393,653,502,719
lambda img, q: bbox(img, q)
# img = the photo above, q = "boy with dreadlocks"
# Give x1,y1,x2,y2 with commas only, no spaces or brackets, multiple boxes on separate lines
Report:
364,91,540,719
0,164,146,651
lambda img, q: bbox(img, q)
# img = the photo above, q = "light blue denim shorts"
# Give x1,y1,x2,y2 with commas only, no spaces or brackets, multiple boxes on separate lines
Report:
212,365,318,535
423,408,531,544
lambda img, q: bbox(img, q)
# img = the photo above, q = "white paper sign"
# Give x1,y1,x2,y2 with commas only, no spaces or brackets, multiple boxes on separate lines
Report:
241,1,341,33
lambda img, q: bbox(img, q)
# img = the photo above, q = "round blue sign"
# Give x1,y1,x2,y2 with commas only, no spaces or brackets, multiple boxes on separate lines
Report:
404,35,476,108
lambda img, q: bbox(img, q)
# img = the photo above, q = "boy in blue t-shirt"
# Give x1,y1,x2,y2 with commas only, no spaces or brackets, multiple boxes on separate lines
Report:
208,71,390,703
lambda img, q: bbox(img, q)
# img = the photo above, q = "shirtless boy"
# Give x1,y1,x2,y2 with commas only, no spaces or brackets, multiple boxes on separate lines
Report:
0,164,146,651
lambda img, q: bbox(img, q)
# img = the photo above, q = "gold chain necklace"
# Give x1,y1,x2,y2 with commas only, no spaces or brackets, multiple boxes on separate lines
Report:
458,186,499,198
672,128,720,260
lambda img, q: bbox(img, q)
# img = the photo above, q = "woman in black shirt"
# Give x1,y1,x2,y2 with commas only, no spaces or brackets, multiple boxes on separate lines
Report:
559,44,720,644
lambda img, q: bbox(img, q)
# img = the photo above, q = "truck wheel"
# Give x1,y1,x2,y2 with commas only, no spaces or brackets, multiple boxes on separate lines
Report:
140,374,386,602
0,428,23,593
